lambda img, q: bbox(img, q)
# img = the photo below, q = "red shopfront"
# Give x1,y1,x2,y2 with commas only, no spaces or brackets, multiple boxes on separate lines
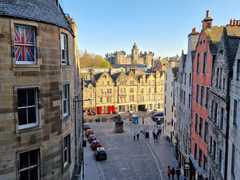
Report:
96,105,116,115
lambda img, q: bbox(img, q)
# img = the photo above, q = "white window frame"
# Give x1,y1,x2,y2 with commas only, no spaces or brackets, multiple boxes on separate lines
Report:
17,88,39,130
63,135,71,167
61,33,69,65
63,84,70,118
18,149,40,180
14,24,37,65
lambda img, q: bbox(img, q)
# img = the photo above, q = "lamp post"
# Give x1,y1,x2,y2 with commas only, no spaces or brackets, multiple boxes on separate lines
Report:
73,95,92,180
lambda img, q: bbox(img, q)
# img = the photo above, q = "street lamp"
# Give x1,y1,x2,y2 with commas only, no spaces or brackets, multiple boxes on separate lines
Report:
73,96,92,180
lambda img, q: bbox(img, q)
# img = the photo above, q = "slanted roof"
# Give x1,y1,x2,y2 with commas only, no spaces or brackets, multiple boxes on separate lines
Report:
111,72,121,81
0,0,72,33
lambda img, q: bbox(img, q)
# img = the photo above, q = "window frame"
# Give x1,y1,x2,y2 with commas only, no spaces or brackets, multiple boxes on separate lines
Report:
63,83,70,118
14,24,37,64
60,33,69,65
18,148,40,180
63,134,71,167
17,87,39,130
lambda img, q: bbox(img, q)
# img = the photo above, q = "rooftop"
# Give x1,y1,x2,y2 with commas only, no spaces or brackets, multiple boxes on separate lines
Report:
0,0,72,32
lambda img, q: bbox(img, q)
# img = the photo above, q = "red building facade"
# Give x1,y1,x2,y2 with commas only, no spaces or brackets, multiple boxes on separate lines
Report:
191,11,215,179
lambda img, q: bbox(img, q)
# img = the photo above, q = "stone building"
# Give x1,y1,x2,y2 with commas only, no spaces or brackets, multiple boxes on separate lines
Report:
83,70,165,115
0,1,82,180
208,25,240,180
175,27,199,176
164,65,179,142
105,43,154,67
227,36,240,180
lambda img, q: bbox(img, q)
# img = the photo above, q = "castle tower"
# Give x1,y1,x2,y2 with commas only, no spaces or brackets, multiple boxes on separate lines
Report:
132,42,139,64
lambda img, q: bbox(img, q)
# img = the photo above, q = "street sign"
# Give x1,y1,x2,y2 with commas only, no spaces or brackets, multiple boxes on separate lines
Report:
132,115,139,125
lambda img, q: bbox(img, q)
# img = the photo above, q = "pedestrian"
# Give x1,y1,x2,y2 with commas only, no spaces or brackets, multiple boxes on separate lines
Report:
152,131,155,142
171,167,175,180
176,166,181,180
136,133,139,140
133,135,136,141
167,166,171,180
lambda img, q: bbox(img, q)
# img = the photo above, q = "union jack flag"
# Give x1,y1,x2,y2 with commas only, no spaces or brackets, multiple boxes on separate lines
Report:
14,25,36,62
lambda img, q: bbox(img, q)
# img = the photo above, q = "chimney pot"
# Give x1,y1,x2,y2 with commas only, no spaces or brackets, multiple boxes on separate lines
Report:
206,10,209,17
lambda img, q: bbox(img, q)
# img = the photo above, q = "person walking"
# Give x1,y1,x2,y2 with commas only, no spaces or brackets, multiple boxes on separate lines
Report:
176,166,181,180
171,167,175,180
136,133,139,140
167,166,171,180
133,135,136,141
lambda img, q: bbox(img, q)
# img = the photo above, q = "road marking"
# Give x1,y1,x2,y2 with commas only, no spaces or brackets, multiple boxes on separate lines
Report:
96,162,106,180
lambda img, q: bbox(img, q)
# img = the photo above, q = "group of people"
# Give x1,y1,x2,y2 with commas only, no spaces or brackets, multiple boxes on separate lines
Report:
133,133,140,141
167,166,182,180
152,128,162,142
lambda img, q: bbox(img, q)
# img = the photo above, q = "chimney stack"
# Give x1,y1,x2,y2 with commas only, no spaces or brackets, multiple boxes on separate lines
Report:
202,10,213,30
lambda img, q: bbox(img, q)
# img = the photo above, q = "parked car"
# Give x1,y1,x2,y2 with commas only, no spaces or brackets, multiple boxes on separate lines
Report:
90,140,102,151
95,147,107,161
84,123,91,131
88,134,96,143
85,129,94,137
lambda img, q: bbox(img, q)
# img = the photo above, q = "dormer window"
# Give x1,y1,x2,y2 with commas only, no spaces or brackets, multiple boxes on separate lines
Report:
219,49,224,55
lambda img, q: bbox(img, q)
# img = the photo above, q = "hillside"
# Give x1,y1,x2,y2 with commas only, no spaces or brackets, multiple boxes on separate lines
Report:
79,53,112,68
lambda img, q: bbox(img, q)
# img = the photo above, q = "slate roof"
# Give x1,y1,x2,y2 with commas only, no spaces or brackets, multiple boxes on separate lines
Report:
0,0,72,33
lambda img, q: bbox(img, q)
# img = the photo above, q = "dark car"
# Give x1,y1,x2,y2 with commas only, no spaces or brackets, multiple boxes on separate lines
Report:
85,129,94,137
88,134,96,143
84,124,91,131
95,147,107,161
90,140,102,151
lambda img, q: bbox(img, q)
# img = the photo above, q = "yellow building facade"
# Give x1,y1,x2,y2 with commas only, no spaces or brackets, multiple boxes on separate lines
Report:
83,70,165,115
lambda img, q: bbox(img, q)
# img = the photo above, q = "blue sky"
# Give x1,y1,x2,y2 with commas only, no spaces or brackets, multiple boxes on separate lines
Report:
61,0,240,58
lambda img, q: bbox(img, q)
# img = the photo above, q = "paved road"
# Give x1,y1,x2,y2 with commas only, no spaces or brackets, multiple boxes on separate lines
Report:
83,117,184,180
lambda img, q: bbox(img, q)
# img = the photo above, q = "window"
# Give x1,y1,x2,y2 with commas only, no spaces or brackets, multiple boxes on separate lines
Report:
194,144,198,160
17,88,38,129
204,121,208,142
18,149,40,180
196,85,199,103
197,53,200,74
100,97,103,103
63,84,70,117
211,100,214,119
200,86,204,106
231,144,235,177
220,108,224,129
214,102,218,124
188,94,191,108
199,149,202,167
130,88,134,93
233,99,237,126
219,149,222,174
61,33,69,64
216,68,219,88
205,87,208,108
203,155,207,170
203,52,207,74
199,117,203,137
210,136,212,153
237,60,240,81
189,73,192,86
63,135,71,167
14,24,36,64
219,68,222,89
213,141,216,161
195,114,198,133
